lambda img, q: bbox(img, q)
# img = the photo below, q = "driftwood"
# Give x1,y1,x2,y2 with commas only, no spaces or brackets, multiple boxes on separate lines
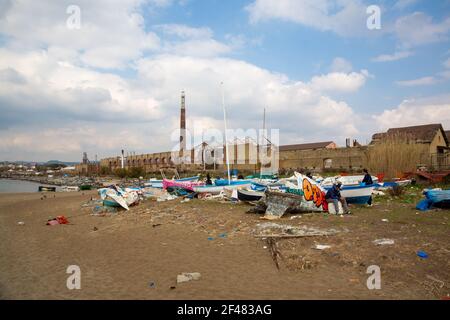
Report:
255,233,334,238
266,238,282,270
255,223,339,239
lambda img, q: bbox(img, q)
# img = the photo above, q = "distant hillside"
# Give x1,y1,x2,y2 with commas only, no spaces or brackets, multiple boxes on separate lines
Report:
1,160,79,166
45,160,78,166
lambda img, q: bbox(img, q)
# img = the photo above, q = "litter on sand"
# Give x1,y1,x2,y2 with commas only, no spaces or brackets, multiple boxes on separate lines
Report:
417,251,429,259
373,239,395,246
46,215,69,226
177,272,201,283
314,244,331,250
254,222,341,238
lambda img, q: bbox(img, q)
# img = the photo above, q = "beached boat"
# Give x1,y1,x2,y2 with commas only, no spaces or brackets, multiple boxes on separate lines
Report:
321,175,379,187
193,182,252,194
237,189,265,202
214,179,252,186
192,185,225,194
98,187,139,210
263,185,325,219
379,179,412,189
147,176,200,188
322,184,374,204
162,179,204,191
61,186,79,192
38,186,56,192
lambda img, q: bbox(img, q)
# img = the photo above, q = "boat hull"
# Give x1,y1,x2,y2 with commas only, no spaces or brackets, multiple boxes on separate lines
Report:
38,186,56,192
162,179,204,191
323,184,374,204
193,183,252,194
148,176,199,188
237,189,265,202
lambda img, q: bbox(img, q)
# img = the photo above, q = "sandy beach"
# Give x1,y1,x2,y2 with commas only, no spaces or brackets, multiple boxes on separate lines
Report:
0,190,449,300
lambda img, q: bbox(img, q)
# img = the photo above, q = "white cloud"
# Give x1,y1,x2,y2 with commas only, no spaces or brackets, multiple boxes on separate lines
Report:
309,70,370,93
0,0,160,69
395,76,436,86
0,0,379,161
372,50,413,62
0,46,365,159
162,39,231,58
374,95,450,130
156,24,213,39
153,24,234,57
330,57,353,73
394,12,450,47
245,0,370,37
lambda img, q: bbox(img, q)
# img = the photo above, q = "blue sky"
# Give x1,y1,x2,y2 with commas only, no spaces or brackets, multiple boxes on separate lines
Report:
0,0,449,161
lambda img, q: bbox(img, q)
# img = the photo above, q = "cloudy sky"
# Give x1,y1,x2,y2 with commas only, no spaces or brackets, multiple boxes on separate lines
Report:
0,0,449,162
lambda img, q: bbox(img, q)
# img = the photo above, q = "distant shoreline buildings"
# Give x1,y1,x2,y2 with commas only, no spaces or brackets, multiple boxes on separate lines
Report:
74,92,449,175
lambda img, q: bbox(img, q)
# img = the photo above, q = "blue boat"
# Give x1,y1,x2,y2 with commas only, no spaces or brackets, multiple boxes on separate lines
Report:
214,179,252,186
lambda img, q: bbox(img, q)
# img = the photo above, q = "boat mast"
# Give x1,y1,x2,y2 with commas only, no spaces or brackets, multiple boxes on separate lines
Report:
221,82,231,184
260,107,266,178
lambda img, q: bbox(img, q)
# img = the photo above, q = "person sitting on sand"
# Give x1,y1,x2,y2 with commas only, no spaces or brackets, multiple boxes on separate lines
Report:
325,182,350,215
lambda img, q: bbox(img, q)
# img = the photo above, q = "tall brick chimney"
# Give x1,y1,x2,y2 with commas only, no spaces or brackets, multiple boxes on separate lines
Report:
180,91,186,158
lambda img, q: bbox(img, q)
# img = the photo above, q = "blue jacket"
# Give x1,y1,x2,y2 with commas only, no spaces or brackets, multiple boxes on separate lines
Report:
325,184,341,200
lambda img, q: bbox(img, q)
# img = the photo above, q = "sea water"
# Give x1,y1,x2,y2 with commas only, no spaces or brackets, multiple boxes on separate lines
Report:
0,179,60,193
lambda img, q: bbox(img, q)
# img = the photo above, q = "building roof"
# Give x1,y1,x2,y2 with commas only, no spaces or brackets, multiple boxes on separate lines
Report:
371,124,448,145
279,141,334,152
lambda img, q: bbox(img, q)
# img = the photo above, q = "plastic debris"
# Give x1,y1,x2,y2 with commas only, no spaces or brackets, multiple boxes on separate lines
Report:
373,239,395,246
46,215,69,226
416,199,432,211
17,221,25,226
314,244,331,250
417,251,428,259
177,272,201,284
381,219,389,222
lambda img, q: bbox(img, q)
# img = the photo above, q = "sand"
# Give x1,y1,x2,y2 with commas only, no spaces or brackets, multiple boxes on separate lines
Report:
0,190,449,299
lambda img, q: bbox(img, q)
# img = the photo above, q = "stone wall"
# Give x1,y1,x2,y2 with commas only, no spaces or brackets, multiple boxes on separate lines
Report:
99,145,368,174
279,147,368,172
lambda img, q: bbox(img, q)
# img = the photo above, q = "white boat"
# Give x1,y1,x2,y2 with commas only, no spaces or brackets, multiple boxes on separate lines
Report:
98,187,140,210
322,183,374,204
193,182,252,194
321,175,379,187
61,186,79,192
